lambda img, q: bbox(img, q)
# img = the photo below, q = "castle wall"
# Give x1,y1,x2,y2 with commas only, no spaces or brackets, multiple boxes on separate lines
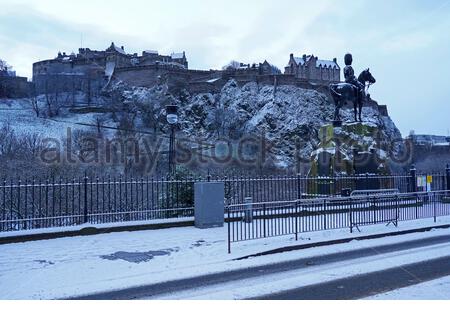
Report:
33,74,105,106
33,59,100,76
0,76,32,98
113,65,221,91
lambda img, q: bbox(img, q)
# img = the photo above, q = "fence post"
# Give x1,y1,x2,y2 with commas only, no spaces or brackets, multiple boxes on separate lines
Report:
297,174,302,200
446,164,450,191
410,165,417,193
365,173,369,190
395,195,399,226
434,193,437,223
263,203,267,238
227,206,231,254
244,197,253,223
349,198,353,233
83,175,88,224
295,201,298,241
323,199,327,230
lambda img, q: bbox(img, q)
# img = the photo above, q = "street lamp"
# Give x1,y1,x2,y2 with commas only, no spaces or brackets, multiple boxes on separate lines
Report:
166,105,178,176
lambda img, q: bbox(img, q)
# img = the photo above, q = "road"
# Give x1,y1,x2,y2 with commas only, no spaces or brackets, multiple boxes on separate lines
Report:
255,255,450,300
71,233,450,300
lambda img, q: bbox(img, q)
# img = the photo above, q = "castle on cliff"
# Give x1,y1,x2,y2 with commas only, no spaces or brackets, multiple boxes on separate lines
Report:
30,42,342,104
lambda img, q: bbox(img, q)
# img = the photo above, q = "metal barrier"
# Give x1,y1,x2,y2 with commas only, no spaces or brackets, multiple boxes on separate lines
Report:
350,188,399,197
226,191,450,253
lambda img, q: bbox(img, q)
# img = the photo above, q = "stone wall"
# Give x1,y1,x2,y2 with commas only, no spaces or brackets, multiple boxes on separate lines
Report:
113,65,221,92
0,76,32,98
33,74,105,106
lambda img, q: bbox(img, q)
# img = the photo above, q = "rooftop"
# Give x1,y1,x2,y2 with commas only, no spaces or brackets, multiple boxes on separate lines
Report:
291,54,339,69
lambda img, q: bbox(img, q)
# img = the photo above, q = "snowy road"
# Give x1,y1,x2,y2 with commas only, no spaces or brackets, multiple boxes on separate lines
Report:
256,255,450,300
1,217,450,299
74,233,450,300
367,275,450,300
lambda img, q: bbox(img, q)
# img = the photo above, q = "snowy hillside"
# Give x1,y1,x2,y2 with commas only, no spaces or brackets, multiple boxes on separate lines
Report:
118,79,403,169
0,98,101,139
1,80,403,172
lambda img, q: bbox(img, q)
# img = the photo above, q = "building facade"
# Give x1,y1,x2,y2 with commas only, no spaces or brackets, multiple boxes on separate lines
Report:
285,54,340,83
32,42,189,96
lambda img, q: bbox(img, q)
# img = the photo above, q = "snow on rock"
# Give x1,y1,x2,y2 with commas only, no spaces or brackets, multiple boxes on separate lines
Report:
113,79,403,169
1,79,404,170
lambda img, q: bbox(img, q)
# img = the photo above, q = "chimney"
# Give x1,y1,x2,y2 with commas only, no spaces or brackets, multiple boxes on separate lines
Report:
303,54,307,61
121,46,124,50
290,53,294,59
333,58,337,63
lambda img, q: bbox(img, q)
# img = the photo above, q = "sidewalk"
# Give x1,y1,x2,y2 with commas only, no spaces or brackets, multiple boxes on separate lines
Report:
1,216,450,299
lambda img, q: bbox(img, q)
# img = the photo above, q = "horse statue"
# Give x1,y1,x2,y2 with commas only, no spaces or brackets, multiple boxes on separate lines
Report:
329,69,376,123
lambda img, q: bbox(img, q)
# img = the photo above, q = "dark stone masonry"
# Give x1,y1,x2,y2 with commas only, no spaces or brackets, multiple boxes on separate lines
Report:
30,42,343,99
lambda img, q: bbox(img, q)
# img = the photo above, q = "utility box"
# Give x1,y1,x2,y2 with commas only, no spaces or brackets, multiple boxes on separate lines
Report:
194,182,224,229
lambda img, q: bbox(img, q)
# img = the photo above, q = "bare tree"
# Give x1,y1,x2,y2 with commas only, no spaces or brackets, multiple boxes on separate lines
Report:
0,122,16,158
0,58,9,72
43,78,64,117
27,85,41,117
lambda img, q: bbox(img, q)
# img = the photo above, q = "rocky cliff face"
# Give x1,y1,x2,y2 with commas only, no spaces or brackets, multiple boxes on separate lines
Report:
112,79,403,172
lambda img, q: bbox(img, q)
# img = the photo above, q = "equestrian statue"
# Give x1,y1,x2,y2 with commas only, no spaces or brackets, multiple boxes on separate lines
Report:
329,53,376,124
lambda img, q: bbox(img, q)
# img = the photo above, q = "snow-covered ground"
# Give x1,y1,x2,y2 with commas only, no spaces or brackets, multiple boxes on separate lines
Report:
367,276,450,300
0,98,104,139
1,216,450,299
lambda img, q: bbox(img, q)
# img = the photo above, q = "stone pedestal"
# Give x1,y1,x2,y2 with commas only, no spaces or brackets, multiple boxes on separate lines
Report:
311,122,390,177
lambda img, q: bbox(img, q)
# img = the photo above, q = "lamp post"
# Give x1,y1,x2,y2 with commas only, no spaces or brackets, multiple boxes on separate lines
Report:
166,105,178,176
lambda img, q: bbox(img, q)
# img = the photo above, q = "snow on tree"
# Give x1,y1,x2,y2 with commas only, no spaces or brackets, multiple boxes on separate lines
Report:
222,60,244,70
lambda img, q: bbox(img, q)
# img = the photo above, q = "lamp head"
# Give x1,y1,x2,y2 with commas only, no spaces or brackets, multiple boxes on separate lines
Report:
166,105,178,124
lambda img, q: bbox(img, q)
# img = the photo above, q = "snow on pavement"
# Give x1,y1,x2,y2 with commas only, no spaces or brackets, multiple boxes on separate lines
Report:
1,216,450,299
366,276,450,300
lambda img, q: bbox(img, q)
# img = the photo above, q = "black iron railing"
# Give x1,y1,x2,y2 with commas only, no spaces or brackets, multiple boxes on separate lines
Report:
0,176,199,232
1,171,449,233
226,191,450,253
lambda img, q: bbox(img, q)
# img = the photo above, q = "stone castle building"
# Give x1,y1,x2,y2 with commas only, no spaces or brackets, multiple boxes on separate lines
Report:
32,42,189,97
285,54,340,83
30,43,344,106
33,42,188,76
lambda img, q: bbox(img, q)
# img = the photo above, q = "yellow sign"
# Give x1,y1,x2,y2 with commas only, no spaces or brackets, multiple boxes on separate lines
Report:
427,175,433,184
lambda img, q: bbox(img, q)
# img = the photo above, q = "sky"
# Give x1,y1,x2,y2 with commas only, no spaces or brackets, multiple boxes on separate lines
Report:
0,0,449,137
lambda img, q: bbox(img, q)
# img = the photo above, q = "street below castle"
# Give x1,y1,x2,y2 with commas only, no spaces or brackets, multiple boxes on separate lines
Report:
70,231,450,300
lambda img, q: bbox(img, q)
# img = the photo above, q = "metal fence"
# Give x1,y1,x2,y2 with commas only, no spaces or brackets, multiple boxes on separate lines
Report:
220,172,448,204
226,190,450,253
0,176,199,232
1,170,449,233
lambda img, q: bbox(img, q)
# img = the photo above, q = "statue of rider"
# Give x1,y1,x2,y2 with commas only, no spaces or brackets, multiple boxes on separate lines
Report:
344,53,365,98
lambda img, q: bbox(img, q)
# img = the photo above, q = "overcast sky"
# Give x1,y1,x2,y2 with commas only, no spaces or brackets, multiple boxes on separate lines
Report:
1,0,449,137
